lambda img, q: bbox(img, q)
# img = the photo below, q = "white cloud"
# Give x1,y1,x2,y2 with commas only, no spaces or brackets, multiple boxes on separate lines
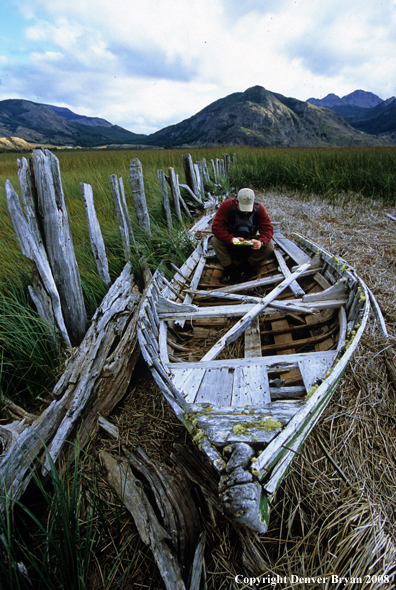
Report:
1,0,396,132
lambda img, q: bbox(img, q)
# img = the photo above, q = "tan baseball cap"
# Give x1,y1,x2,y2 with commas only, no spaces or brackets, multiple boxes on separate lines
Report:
237,188,255,212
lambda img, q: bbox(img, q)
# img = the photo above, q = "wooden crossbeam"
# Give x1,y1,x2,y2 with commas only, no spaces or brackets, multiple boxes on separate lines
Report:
274,248,305,297
200,263,310,362
244,317,262,358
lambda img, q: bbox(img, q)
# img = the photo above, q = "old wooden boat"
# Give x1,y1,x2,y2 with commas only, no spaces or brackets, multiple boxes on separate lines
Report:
137,215,377,533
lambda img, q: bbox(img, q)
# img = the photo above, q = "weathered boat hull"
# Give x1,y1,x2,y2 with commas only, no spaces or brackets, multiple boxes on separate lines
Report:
137,219,371,533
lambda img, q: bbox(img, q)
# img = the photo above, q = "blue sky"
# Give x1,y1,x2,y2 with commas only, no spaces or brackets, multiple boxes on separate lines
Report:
1,0,396,135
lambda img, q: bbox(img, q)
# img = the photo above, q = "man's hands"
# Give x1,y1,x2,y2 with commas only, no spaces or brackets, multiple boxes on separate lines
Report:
234,237,262,249
250,239,262,250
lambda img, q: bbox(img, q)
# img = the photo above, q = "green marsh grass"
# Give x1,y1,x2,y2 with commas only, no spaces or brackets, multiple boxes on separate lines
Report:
0,444,136,590
0,287,64,399
229,146,396,203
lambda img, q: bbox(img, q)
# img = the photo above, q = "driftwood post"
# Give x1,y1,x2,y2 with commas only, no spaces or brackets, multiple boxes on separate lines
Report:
30,149,87,345
182,154,199,197
210,159,217,182
118,177,136,244
197,162,205,194
17,157,42,246
16,157,60,338
193,163,203,196
5,179,71,346
157,170,173,232
110,174,131,260
168,167,183,223
80,183,111,287
200,158,210,184
223,154,230,177
176,173,192,219
129,158,151,235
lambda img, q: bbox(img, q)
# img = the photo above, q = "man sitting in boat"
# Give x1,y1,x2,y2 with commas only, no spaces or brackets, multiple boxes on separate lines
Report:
211,188,274,284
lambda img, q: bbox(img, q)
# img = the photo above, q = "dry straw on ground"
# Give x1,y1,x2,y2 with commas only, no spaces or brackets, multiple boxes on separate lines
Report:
93,191,396,590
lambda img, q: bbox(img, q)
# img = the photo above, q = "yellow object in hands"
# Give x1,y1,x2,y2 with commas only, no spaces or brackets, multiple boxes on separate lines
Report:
232,238,254,246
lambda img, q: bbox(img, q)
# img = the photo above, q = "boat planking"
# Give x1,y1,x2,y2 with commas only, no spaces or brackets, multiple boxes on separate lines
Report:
137,214,378,533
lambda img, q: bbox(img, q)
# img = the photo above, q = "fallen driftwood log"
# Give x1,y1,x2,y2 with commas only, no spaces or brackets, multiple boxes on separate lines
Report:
100,446,206,590
0,262,140,503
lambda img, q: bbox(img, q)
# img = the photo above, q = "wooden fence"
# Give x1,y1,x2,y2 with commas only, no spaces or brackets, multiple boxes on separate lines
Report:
5,149,233,347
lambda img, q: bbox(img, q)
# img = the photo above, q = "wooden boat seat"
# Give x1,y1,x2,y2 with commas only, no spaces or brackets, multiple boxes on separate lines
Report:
169,350,337,406
170,362,271,406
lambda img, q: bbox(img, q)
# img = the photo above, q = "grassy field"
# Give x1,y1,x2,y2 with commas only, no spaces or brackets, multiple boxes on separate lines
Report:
0,145,395,399
1,145,395,286
1,144,396,588
230,145,396,204
0,147,227,398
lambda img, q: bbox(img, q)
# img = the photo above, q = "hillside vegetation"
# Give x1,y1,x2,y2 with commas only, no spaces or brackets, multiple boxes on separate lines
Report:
0,99,147,148
2,85,395,150
149,86,388,148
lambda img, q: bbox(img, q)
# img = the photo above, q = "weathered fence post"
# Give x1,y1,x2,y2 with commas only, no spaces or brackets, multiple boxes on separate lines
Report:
30,149,87,346
129,158,151,235
17,157,42,246
182,154,199,197
157,170,173,232
168,167,183,223
193,163,203,196
201,158,210,184
5,178,71,346
223,154,230,177
176,174,191,219
210,159,217,182
80,183,111,287
197,161,205,194
110,174,131,261
216,158,221,178
118,177,136,244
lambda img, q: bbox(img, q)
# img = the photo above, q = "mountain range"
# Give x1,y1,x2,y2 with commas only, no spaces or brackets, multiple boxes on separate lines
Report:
0,99,147,148
307,90,396,136
1,86,395,150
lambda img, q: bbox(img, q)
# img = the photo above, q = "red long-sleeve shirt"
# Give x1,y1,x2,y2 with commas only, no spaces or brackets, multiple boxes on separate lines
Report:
211,198,273,245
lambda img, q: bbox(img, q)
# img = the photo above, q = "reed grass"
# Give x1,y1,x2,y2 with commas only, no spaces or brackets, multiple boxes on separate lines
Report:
0,443,137,590
229,146,396,204
0,286,64,400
